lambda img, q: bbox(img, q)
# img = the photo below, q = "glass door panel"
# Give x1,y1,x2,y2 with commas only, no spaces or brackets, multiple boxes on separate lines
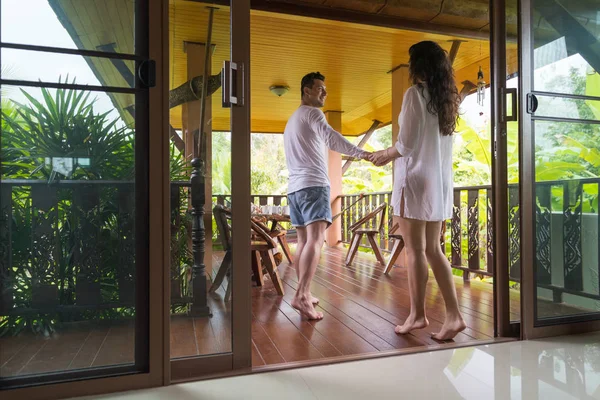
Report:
1,0,151,388
521,0,600,337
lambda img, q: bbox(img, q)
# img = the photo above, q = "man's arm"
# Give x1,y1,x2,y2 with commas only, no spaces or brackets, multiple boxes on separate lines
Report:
309,109,368,159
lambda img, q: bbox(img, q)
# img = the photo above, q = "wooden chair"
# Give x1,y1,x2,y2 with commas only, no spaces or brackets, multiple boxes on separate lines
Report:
345,202,387,266
384,223,404,275
209,205,234,300
210,206,285,301
252,217,293,264
384,221,446,275
250,220,285,296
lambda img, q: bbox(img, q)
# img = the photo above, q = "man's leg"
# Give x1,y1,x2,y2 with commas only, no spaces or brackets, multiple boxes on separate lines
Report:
293,227,319,305
294,227,307,280
291,221,327,320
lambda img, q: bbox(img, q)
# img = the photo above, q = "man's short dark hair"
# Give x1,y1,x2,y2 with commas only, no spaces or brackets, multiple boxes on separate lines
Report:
301,72,325,98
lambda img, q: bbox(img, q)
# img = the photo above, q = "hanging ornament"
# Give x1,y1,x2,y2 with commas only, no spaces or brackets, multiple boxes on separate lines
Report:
477,66,486,107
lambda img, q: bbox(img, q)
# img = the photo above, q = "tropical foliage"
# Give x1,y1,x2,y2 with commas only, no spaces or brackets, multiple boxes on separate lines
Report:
0,84,186,336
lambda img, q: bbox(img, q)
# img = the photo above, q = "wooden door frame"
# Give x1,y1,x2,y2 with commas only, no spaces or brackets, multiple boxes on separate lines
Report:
169,0,252,382
519,0,600,339
2,0,169,398
230,0,252,370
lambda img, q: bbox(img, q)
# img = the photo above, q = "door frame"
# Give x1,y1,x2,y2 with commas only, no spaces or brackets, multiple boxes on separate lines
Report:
490,0,518,339
519,0,600,339
169,0,252,381
2,0,169,398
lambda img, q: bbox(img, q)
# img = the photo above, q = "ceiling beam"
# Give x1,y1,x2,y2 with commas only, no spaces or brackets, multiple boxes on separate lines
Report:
170,125,186,153
448,39,467,65
342,120,381,175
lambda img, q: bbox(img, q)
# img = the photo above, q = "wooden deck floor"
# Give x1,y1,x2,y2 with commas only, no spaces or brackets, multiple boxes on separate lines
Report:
170,246,515,366
2,246,519,377
249,246,504,367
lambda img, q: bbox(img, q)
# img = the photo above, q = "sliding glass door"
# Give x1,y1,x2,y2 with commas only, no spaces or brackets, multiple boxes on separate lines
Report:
1,0,167,396
520,0,600,338
168,0,251,380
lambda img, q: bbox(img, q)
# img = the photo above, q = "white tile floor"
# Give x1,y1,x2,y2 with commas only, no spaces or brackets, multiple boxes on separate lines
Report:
78,332,600,400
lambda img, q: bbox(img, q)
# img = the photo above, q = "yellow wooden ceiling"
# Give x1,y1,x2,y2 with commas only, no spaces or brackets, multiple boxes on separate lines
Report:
169,1,515,135
49,0,517,137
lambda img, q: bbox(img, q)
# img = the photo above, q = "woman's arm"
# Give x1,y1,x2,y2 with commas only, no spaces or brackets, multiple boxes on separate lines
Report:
371,146,401,166
369,87,425,167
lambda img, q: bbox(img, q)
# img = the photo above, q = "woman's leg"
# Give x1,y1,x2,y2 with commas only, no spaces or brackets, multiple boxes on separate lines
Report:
395,217,429,334
425,221,466,340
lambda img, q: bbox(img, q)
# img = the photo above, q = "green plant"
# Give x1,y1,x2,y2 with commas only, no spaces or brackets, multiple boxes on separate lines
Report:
0,82,153,337
2,83,134,181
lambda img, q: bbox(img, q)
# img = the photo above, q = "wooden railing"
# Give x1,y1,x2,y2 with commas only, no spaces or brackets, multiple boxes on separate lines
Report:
0,180,136,316
338,186,502,282
2,178,599,319
213,194,288,208
339,179,600,307
531,178,600,304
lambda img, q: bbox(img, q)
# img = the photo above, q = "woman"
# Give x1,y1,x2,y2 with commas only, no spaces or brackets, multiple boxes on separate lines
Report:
371,41,466,341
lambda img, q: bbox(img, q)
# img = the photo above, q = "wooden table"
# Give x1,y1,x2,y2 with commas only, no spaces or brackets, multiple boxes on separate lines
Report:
252,213,291,231
251,214,293,264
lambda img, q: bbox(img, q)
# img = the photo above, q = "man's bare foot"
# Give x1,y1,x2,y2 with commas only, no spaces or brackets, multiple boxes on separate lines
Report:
292,295,324,320
395,315,429,334
310,294,319,305
431,318,466,341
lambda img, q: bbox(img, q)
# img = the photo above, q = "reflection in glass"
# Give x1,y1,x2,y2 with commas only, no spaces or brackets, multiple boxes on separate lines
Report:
1,84,137,377
437,336,600,399
169,2,233,359
535,94,600,121
2,48,136,88
532,0,600,323
532,0,600,97
534,120,600,319
1,0,135,55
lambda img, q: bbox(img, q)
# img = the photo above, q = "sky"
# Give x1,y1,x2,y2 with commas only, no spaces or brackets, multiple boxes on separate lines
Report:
1,0,119,120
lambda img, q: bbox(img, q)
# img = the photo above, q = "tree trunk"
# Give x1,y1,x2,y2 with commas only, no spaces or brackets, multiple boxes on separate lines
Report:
169,73,222,109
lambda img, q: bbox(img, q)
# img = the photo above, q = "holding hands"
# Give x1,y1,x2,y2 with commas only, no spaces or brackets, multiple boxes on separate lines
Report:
370,148,395,166
359,147,399,167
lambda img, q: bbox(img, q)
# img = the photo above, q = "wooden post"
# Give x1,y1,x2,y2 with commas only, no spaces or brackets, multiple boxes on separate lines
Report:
182,42,214,279
190,158,210,317
341,120,380,175
183,39,214,317
325,110,344,247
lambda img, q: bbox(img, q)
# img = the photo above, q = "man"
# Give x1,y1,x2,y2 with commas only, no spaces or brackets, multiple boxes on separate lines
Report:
284,72,372,320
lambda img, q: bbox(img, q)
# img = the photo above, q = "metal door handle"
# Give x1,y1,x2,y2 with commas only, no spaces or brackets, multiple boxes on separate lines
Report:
526,93,538,114
222,61,243,107
505,88,517,122
138,59,156,88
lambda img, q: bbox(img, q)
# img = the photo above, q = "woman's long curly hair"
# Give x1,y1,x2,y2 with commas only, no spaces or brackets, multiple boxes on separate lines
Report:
408,41,460,136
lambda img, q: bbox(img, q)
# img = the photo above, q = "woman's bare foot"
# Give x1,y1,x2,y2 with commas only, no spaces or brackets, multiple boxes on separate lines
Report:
431,317,466,341
292,294,324,320
395,315,429,334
